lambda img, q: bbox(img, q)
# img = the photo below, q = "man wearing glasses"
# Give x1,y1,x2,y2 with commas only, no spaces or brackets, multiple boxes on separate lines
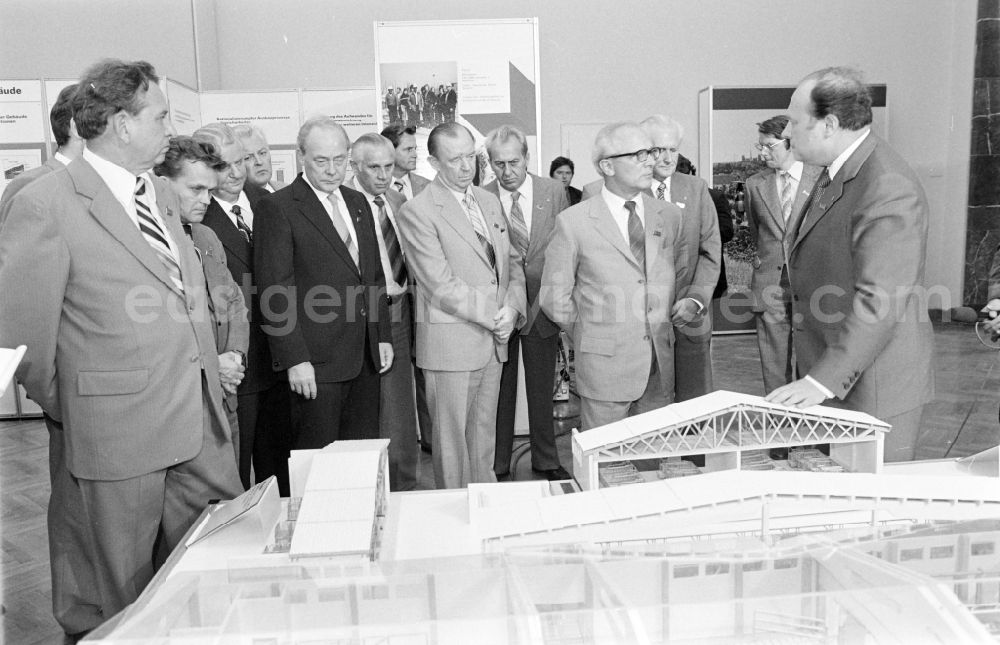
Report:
745,115,821,394
542,122,686,430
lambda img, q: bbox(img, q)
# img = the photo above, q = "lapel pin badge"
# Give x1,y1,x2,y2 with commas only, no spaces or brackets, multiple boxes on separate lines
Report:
653,230,663,237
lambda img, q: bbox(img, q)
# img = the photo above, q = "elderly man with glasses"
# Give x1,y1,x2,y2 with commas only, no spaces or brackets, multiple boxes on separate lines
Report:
541,121,687,430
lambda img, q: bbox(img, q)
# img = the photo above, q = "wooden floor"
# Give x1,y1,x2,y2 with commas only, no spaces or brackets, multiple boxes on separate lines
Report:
2,321,998,644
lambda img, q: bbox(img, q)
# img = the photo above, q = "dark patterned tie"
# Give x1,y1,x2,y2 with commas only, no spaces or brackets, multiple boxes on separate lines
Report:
463,193,496,270
778,171,794,221
232,204,252,243
655,181,666,201
796,168,831,239
134,177,183,291
394,180,406,194
507,190,529,260
373,196,407,286
624,200,645,273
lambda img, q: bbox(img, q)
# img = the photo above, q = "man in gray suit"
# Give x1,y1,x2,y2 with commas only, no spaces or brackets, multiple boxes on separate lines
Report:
483,124,570,481
155,136,250,450
766,67,934,462
395,122,526,488
0,83,84,228
349,133,418,491
745,115,821,393
542,122,685,431
0,82,96,637
0,60,242,634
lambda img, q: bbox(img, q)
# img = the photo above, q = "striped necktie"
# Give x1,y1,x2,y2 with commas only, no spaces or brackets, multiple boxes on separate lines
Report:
134,177,183,291
507,190,529,260
462,193,496,270
624,200,645,273
373,195,407,286
656,181,666,201
328,192,359,268
779,171,794,221
232,204,252,243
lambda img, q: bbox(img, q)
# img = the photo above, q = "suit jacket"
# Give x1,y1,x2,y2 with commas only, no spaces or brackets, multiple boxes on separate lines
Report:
709,187,734,299
482,174,567,337
0,157,64,229
255,175,389,382
789,133,934,418
541,193,687,402
395,176,527,371
745,164,821,311
188,223,250,412
566,185,582,206
201,187,276,394
409,172,431,198
0,159,230,480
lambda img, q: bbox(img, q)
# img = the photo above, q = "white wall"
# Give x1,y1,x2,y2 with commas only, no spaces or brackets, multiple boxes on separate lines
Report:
0,0,977,301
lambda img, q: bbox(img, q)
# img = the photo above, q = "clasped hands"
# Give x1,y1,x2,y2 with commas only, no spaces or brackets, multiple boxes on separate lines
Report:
493,306,518,344
217,351,245,395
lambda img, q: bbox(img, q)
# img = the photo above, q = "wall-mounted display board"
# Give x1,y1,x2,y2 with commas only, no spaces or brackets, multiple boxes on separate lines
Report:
164,78,202,136
374,19,541,181
301,88,379,143
0,79,46,196
200,90,300,146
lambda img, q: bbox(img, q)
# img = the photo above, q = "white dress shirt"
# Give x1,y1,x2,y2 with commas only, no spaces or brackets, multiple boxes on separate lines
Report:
392,173,414,200
497,176,534,234
83,147,181,262
776,160,804,198
213,191,255,230
302,176,358,250
601,185,645,244
355,185,408,296
53,151,72,166
828,128,871,180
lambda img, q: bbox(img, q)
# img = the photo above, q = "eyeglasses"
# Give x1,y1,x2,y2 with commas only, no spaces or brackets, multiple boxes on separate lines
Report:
754,140,787,152
603,147,663,163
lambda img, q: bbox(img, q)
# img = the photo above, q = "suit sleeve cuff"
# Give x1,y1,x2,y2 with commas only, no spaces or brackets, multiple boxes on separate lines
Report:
804,375,834,399
684,297,705,314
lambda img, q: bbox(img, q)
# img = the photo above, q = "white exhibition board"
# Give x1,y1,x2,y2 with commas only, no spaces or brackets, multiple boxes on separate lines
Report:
374,18,542,179
301,88,379,142
164,78,202,135
199,90,300,146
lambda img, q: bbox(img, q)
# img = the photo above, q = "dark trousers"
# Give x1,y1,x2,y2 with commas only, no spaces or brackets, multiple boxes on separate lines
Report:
290,349,380,449
416,364,434,450
379,297,418,491
495,331,560,474
238,383,292,496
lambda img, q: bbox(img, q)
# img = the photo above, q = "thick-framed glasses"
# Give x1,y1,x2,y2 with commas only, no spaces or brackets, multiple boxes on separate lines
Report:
754,140,786,152
603,147,663,163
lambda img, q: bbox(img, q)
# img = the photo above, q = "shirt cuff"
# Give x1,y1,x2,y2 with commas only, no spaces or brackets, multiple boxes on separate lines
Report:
683,297,705,314
804,375,834,400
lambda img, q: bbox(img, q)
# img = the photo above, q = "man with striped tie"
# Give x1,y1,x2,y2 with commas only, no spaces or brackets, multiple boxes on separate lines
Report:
541,122,685,431
381,122,431,200
0,59,242,636
348,133,418,491
255,118,393,451
744,115,821,394
395,122,526,488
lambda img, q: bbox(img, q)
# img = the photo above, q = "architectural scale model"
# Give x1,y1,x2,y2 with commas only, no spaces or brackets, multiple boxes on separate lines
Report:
572,390,890,490
288,439,390,561
0,345,26,398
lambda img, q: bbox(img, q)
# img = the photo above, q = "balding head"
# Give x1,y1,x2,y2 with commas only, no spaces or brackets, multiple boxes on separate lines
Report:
641,115,683,181
592,122,655,198
350,133,396,195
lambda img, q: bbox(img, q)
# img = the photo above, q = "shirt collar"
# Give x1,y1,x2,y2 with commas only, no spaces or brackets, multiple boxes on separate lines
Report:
498,176,530,201
828,128,871,179
53,151,72,166
782,160,804,182
212,191,251,212
302,173,339,203
601,185,642,216
83,147,150,205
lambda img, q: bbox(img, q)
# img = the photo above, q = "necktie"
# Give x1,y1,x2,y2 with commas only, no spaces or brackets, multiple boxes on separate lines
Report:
373,195,407,286
232,204,252,243
463,193,496,270
624,200,645,273
328,192,359,268
507,190,529,261
655,182,666,201
796,168,831,240
778,171,794,221
394,180,406,194
134,177,184,292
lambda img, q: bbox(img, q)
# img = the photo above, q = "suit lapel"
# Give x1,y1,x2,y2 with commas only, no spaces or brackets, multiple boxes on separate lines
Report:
206,198,252,269
431,180,492,270
69,160,183,297
591,196,641,269
641,194,663,270
293,179,359,278
758,173,785,233
529,175,550,256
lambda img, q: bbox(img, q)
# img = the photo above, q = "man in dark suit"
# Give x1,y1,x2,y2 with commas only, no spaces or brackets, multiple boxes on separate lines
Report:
483,125,571,481
766,67,934,462
381,123,431,200
0,82,97,637
641,115,721,402
256,118,393,449
0,59,242,635
194,122,288,492
348,133,418,491
154,136,250,452
0,83,84,228
745,115,821,393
